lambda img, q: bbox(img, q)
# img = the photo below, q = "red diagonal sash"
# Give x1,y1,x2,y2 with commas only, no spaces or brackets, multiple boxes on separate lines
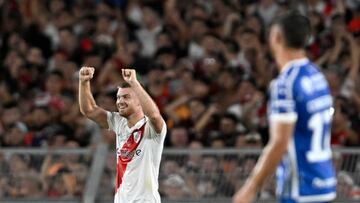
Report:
115,122,146,192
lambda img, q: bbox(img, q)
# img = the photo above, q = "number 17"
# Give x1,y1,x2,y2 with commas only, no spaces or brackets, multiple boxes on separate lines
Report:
306,109,333,162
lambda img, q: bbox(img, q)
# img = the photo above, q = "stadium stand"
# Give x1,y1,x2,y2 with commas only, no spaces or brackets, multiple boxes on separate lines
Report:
0,0,360,202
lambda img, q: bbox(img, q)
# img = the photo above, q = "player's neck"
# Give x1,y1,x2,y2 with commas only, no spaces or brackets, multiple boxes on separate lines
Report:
126,111,145,128
277,49,306,72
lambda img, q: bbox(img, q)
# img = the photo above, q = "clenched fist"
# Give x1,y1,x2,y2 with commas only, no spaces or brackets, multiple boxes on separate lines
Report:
122,69,139,85
79,66,95,83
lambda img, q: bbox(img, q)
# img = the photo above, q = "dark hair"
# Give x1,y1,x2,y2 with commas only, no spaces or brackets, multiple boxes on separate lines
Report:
191,17,207,25
241,28,257,36
272,11,311,49
171,124,187,131
331,13,345,23
118,82,131,88
224,38,239,53
222,113,238,124
155,47,177,58
3,101,18,109
34,105,50,113
48,70,64,79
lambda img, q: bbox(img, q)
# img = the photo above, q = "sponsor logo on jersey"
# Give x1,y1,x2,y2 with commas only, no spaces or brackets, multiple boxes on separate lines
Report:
135,149,141,156
133,131,141,143
116,148,142,159
120,149,136,159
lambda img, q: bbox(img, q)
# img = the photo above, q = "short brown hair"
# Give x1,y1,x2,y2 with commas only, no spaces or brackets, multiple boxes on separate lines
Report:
118,82,131,88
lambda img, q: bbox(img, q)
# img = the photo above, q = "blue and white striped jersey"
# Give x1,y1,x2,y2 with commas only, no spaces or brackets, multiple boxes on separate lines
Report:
269,58,336,202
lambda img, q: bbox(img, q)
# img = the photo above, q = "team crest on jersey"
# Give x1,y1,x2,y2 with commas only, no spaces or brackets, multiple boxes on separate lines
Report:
133,131,141,143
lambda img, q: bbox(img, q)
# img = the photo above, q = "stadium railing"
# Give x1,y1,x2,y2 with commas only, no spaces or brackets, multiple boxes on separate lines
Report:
0,145,106,203
0,147,359,203
97,148,360,203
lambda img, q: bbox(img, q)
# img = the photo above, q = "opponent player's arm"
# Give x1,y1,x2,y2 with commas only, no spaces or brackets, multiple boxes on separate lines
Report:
247,121,294,189
122,69,164,133
233,120,294,203
79,66,108,129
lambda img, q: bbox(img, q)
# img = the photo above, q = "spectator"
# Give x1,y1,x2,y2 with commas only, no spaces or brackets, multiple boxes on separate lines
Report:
185,141,203,172
168,125,189,148
337,171,358,200
136,6,163,57
210,113,239,147
162,174,190,200
2,123,28,147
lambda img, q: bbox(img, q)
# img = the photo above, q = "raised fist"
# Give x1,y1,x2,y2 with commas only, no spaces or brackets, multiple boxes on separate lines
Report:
79,66,95,83
122,69,138,84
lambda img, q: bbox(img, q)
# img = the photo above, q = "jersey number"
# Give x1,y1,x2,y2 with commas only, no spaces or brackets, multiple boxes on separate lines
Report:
306,109,332,162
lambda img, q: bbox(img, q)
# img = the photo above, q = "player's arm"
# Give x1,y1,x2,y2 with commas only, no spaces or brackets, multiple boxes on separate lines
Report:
233,119,295,203
78,66,108,129
122,69,164,133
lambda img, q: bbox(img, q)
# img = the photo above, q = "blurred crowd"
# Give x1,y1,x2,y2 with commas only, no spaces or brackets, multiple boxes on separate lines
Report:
0,148,90,199
1,0,360,200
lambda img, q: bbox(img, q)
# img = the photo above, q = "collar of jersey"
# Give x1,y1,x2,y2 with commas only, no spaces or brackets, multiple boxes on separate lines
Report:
126,116,147,132
281,57,309,74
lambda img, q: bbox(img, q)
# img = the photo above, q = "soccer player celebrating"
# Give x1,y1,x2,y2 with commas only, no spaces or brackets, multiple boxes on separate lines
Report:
79,67,166,203
233,12,336,203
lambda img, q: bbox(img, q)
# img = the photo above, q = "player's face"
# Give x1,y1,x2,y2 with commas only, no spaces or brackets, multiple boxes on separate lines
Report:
116,88,140,117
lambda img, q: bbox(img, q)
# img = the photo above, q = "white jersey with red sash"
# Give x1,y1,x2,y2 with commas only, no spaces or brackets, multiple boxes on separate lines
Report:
106,111,167,203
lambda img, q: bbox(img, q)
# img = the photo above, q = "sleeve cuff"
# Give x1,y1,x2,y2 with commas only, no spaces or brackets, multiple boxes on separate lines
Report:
270,112,298,123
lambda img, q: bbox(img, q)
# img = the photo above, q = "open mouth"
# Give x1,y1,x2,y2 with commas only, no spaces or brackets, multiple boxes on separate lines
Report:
118,105,127,110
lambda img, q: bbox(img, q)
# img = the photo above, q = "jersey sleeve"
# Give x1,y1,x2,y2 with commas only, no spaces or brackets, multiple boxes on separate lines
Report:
269,79,298,123
146,119,167,143
106,111,117,131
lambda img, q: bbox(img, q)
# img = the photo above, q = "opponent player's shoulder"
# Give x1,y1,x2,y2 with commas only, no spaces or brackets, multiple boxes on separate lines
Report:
295,62,329,96
275,62,303,90
270,66,299,98
271,60,321,99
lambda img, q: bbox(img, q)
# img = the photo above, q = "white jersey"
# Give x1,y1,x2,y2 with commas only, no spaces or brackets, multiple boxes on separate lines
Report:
107,111,167,203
